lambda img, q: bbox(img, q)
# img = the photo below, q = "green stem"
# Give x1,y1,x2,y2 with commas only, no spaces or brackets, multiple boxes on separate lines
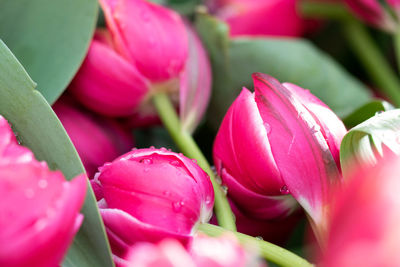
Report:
198,223,314,267
301,1,400,107
152,92,237,231
394,28,400,74
343,21,400,106
300,1,351,20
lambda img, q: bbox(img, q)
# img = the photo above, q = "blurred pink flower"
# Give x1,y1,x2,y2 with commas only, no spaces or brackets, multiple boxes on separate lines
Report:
0,115,87,266
321,156,400,266
208,0,306,37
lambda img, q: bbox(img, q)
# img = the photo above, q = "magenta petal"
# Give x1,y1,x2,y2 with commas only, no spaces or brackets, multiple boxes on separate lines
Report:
69,35,149,116
282,83,347,169
101,209,191,258
213,88,285,196
100,0,188,82
253,73,340,225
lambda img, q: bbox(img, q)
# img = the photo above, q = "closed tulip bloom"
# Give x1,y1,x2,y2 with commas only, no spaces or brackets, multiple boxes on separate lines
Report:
321,156,400,266
126,234,264,267
69,30,149,116
53,98,134,178
0,116,87,267
208,0,305,37
345,0,400,32
213,73,346,232
92,148,214,262
99,0,188,82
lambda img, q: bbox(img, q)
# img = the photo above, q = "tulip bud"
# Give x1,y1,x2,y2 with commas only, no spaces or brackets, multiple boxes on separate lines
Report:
126,234,264,267
53,97,134,178
92,148,214,262
69,30,149,116
213,73,346,232
208,0,305,37
345,0,399,32
321,156,400,266
0,115,87,266
99,0,188,83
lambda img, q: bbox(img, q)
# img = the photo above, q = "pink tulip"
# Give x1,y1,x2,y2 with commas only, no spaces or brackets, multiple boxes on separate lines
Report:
69,30,149,116
53,97,134,178
92,148,214,263
180,24,212,133
125,234,264,267
0,115,87,266
321,156,400,266
99,0,188,82
345,0,400,32
213,73,346,232
208,0,306,37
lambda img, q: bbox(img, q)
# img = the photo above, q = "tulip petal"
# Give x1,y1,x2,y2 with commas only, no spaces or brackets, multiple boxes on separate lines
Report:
253,73,340,225
69,33,149,116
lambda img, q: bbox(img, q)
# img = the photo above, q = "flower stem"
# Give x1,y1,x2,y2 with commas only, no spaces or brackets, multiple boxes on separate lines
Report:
198,223,314,267
152,92,237,231
301,1,400,107
394,28,400,74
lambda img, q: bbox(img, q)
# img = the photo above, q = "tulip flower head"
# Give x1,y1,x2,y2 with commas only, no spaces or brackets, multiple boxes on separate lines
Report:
53,97,134,178
345,0,400,32
0,115,87,267
213,73,346,235
92,148,214,262
321,156,400,266
208,0,306,37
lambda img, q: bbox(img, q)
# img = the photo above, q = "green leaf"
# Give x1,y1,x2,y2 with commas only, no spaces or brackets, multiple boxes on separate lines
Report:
0,40,113,267
0,0,98,104
342,100,394,129
340,109,400,176
195,13,372,128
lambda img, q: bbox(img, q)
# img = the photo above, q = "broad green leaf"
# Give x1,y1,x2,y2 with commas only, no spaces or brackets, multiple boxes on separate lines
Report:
195,13,372,128
340,109,400,176
0,0,98,104
342,100,394,129
0,40,113,267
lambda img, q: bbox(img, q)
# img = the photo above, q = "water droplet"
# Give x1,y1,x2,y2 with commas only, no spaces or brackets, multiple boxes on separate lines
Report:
163,191,171,196
255,236,263,241
131,147,137,151
280,185,290,195
150,146,155,149
192,159,198,164
323,152,332,164
38,179,48,189
140,158,153,164
311,124,320,133
205,196,212,205
35,219,47,231
178,153,183,156
170,160,180,166
375,111,384,116
160,147,167,151
172,201,185,212
263,122,271,134
221,185,228,195
215,175,222,185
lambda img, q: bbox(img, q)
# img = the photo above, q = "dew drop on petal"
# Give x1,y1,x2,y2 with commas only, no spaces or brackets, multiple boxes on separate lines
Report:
375,111,384,116
221,185,228,195
255,236,263,241
263,122,271,134
172,201,185,212
140,158,153,164
280,185,290,195
170,160,180,166
311,124,321,133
